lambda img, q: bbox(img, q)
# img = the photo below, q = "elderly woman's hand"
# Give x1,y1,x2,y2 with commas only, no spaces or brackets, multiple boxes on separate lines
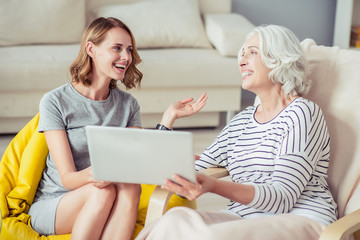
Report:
161,173,215,201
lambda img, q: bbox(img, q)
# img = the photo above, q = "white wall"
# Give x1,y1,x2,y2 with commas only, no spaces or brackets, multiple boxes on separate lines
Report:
231,0,337,46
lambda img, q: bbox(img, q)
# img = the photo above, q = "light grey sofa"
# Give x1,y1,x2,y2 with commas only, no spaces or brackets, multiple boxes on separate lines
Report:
0,0,255,133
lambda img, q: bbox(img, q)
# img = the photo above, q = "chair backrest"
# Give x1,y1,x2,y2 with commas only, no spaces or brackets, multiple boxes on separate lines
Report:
301,39,360,218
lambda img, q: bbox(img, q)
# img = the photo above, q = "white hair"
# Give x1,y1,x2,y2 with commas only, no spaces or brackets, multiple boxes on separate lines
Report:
238,25,311,97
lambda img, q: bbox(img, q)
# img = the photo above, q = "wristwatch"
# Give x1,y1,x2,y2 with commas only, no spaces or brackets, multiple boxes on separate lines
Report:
156,124,172,131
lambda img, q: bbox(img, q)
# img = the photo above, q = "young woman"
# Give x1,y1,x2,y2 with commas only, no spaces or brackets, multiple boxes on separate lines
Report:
136,25,338,240
28,17,207,240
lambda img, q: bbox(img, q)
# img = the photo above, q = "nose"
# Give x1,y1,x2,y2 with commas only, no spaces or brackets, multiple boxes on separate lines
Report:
238,51,247,67
120,50,131,61
239,56,247,68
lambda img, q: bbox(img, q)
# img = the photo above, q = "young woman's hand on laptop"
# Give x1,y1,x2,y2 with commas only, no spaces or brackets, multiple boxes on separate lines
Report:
92,180,112,189
88,166,112,188
159,92,208,129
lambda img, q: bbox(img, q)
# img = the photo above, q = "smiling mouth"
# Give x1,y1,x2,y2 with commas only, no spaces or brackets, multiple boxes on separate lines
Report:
114,63,126,70
242,71,253,78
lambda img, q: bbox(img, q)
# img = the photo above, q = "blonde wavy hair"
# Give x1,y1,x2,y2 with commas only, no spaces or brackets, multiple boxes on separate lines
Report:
70,17,143,89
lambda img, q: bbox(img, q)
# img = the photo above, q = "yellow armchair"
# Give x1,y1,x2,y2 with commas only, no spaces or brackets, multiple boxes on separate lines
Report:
0,114,194,239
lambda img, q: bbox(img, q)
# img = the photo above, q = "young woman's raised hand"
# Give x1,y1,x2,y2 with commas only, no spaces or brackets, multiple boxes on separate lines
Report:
160,92,208,129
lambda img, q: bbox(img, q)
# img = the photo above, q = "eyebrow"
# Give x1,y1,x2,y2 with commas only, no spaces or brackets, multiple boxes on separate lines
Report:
247,46,259,50
241,45,259,53
113,43,133,48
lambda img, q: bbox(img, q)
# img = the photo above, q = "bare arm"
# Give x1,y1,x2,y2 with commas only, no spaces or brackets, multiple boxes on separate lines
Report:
162,173,255,204
44,130,94,190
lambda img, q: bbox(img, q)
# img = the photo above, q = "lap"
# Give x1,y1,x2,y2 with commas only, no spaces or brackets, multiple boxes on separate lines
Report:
136,207,325,240
55,183,116,234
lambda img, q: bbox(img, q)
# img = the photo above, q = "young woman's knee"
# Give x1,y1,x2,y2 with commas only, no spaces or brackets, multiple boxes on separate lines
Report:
89,184,117,208
116,183,142,203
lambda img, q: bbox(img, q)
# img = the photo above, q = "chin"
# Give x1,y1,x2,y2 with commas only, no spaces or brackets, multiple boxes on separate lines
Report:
113,75,125,81
241,83,251,91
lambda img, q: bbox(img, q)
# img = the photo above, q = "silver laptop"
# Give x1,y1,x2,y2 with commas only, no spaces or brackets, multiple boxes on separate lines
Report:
85,125,196,185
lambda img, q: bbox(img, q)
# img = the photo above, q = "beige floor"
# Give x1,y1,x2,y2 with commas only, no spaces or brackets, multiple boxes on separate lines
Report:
0,115,232,212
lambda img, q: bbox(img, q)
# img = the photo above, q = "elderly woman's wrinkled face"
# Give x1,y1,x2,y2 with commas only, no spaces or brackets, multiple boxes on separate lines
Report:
238,33,272,94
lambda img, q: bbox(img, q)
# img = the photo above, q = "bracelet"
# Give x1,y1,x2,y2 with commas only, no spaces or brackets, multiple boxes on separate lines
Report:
156,124,172,131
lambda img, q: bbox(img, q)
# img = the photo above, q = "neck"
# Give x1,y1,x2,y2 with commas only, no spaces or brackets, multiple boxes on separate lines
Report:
72,78,111,101
255,88,298,123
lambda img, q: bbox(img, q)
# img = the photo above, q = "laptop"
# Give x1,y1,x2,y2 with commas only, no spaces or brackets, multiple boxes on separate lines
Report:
85,125,197,185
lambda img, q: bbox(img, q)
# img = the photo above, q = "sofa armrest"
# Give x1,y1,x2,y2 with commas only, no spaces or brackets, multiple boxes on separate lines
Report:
204,13,255,57
319,208,360,240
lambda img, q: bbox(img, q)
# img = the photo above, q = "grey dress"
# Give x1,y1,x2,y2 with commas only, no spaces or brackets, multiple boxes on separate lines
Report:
28,83,142,235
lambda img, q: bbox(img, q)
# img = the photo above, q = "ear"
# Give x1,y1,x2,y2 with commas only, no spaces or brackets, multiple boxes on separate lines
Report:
86,41,96,58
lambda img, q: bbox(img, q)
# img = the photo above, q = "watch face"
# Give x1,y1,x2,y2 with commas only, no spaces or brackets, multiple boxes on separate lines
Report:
156,124,171,130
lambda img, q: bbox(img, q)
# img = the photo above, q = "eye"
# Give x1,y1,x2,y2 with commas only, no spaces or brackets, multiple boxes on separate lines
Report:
251,51,257,55
127,48,133,53
113,46,122,51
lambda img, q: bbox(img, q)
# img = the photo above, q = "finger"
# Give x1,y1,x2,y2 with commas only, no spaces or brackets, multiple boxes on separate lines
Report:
195,92,207,103
93,182,103,188
162,179,185,193
94,180,110,187
194,93,207,106
180,97,194,104
192,98,207,112
173,174,197,189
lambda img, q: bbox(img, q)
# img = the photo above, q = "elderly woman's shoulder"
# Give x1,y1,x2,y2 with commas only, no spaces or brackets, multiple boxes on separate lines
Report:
229,106,256,123
286,97,324,119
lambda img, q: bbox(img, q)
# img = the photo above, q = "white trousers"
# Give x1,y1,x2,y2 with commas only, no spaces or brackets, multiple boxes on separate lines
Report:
136,207,325,240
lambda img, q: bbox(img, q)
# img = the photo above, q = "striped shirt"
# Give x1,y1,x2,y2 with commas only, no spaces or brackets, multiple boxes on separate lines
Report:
195,98,337,226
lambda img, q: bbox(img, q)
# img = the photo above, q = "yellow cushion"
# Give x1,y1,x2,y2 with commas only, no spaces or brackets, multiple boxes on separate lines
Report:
0,114,193,239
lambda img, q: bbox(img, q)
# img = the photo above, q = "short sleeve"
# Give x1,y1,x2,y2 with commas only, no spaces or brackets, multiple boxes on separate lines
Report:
38,92,66,132
126,97,142,127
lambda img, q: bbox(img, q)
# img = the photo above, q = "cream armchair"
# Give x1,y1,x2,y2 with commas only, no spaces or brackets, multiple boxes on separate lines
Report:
144,39,360,240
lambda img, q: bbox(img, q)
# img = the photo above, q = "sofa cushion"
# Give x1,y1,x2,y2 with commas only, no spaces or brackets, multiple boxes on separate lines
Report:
95,0,212,49
0,44,78,91
198,0,232,14
205,13,255,57
0,46,241,120
137,48,240,87
0,46,239,91
0,0,85,46
86,0,232,22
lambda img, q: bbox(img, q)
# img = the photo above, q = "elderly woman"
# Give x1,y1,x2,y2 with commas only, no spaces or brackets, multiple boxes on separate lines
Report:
136,25,338,240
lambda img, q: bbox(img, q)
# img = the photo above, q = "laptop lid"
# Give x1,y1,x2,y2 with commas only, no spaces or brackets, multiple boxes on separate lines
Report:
85,125,196,185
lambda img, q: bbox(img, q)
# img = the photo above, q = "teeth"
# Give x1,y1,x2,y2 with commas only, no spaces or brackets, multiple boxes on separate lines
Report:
115,64,126,69
242,71,253,77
